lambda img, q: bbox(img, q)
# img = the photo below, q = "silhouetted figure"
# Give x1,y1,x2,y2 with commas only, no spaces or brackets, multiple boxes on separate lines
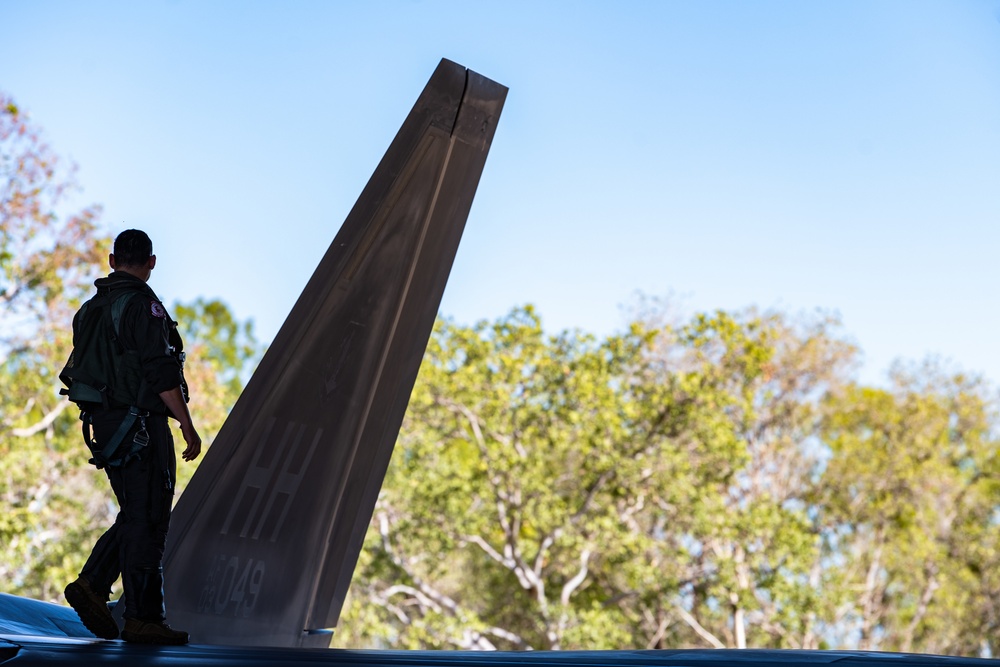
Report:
60,229,201,645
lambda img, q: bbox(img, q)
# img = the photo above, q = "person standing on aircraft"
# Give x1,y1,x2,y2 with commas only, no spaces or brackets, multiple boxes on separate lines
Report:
59,229,202,645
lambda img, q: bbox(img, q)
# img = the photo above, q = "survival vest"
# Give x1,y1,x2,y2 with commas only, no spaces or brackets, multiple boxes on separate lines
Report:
60,286,163,468
60,289,145,410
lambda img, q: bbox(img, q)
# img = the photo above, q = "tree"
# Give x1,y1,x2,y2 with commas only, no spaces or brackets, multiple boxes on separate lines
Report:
337,305,859,650
0,92,109,600
338,304,1000,655
342,307,649,649
818,363,1000,655
621,309,855,650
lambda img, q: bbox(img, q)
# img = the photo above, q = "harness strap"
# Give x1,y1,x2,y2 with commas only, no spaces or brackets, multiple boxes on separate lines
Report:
81,406,150,469
110,291,138,338
101,407,141,463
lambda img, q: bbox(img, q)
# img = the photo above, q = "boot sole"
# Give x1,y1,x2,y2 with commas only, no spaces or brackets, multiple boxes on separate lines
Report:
64,583,119,640
121,630,189,645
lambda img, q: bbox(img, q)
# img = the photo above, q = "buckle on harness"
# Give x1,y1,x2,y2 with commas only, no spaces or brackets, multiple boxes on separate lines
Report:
82,406,151,469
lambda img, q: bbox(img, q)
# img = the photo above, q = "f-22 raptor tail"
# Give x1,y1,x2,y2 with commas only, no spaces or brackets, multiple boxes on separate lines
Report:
162,59,507,647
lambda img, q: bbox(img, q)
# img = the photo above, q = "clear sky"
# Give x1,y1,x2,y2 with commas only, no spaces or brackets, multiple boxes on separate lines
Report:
3,1,1000,386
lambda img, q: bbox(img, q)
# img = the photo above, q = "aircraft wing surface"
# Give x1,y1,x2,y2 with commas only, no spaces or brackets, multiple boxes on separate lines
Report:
1,594,994,665
1,625,996,667
161,58,507,647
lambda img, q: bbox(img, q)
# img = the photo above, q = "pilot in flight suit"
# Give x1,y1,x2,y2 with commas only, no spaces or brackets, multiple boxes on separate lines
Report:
61,229,202,645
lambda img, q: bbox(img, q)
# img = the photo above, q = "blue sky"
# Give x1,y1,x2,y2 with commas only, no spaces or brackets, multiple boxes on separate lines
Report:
3,1,1000,385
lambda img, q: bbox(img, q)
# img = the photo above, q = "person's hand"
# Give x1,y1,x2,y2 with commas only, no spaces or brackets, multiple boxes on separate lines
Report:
180,422,202,461
159,386,202,461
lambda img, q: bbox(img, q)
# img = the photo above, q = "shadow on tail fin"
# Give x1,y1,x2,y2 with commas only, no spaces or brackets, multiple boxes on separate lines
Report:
161,59,507,647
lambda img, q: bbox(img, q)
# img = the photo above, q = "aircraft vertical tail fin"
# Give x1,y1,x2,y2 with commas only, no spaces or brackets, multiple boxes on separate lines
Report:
161,59,507,647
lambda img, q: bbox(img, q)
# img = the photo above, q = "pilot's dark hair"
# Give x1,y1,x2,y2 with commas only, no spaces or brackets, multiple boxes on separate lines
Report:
113,229,153,268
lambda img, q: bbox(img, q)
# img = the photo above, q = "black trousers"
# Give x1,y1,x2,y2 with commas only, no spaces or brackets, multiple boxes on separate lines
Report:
80,410,176,621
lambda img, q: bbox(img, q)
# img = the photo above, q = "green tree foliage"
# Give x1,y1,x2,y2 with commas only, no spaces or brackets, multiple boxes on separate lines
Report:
0,93,261,601
339,306,1000,656
1,93,109,599
819,364,1000,654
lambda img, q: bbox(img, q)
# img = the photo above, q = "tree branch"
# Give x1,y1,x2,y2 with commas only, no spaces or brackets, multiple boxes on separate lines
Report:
560,548,592,606
8,400,68,438
674,604,726,649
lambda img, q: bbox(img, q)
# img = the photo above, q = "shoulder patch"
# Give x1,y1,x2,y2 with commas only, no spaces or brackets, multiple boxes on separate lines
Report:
150,301,167,319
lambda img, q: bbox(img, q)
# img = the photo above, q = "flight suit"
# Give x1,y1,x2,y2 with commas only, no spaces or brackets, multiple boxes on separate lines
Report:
74,271,186,622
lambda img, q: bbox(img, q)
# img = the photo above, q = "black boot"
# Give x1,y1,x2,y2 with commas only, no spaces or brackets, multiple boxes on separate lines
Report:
121,618,189,645
65,577,119,640
120,566,188,645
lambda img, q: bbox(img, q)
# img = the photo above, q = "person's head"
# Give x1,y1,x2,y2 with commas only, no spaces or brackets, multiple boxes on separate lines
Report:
109,229,156,282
